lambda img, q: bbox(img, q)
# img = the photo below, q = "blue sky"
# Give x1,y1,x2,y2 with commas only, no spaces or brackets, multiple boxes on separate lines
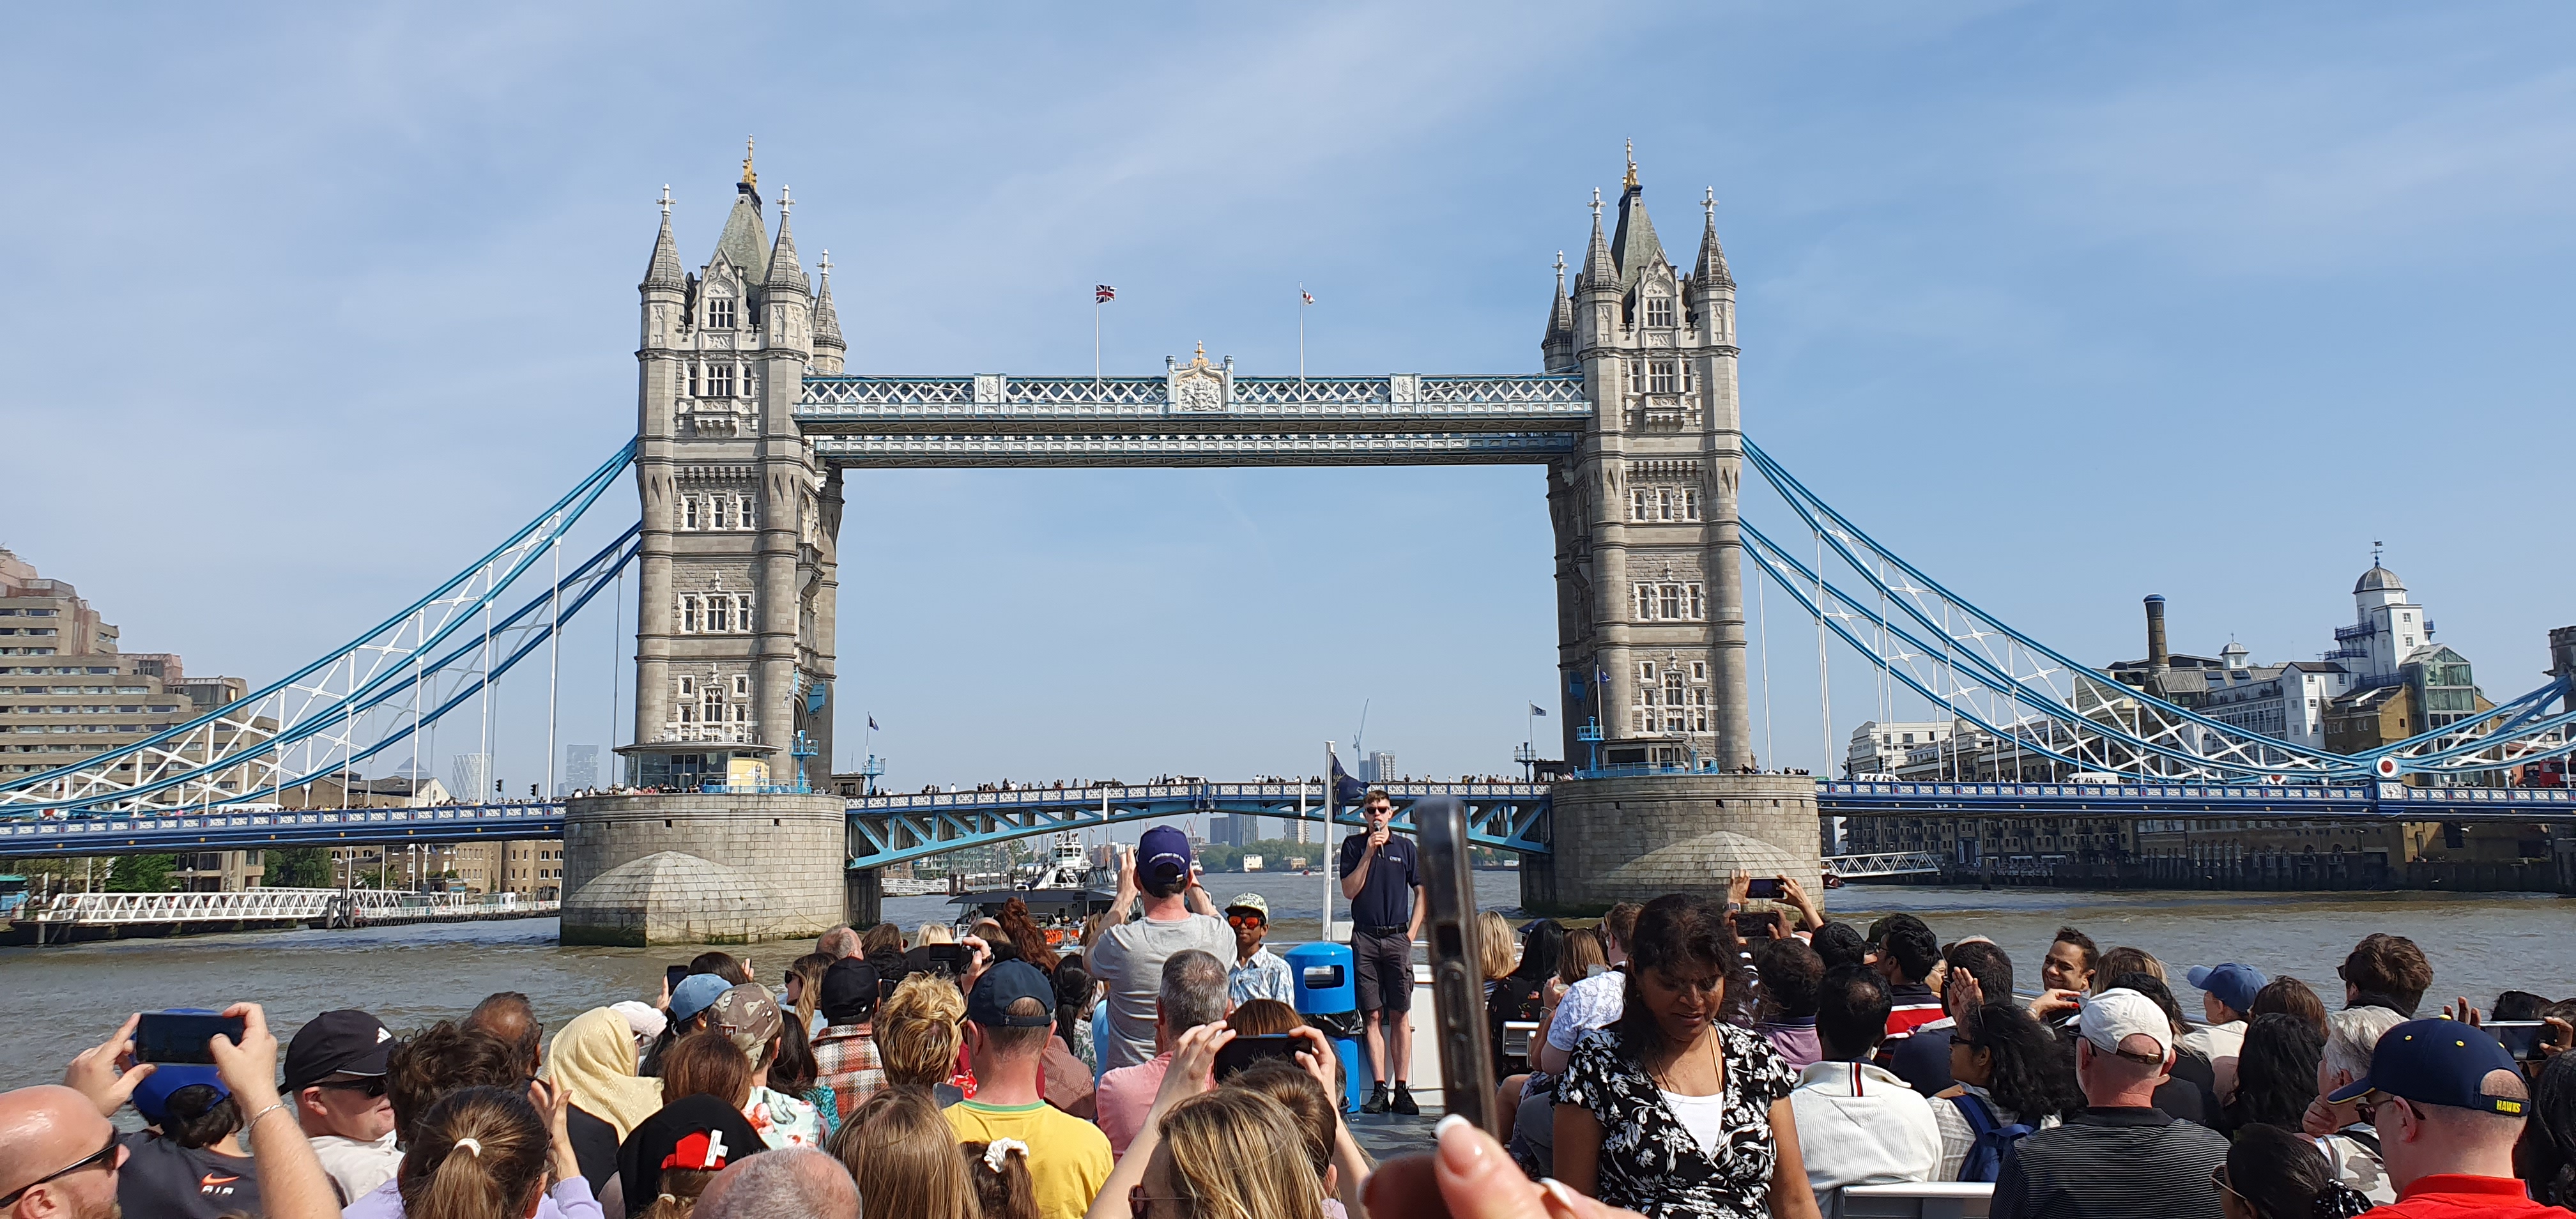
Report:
3,3,2572,794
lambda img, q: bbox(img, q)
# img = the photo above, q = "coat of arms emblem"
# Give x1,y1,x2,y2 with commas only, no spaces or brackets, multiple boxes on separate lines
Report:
1168,342,1229,411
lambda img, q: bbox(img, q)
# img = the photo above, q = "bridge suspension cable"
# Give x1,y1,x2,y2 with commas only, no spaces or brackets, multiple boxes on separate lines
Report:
1740,438,2576,781
0,444,638,815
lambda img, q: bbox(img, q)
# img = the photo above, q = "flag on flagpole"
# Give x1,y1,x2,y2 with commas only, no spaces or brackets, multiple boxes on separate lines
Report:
867,716,880,731
1301,288,1314,305
1529,703,1548,717
1330,755,1369,806
1095,285,1116,303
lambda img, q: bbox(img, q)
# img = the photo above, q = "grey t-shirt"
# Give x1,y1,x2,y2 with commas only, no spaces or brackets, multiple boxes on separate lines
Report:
1090,911,1234,1071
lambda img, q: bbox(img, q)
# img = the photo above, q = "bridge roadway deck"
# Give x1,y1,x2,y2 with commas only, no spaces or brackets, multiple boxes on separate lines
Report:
0,781,2569,859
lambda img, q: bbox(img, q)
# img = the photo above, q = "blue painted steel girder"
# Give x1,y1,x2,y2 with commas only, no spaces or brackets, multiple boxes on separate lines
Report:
1816,779,2576,822
846,782,1552,870
0,803,568,857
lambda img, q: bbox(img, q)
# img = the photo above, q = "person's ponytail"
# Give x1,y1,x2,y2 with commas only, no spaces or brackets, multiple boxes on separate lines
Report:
397,1085,549,1219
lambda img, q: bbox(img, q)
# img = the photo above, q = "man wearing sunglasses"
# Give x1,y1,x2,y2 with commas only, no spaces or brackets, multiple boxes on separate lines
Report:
1989,988,2228,1219
2321,1018,2576,1218
284,1009,399,1206
0,1085,125,1219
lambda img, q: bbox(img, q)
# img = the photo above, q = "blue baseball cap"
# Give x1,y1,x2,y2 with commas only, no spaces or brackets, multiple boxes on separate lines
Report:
2186,963,2267,1015
1137,825,1193,890
967,961,1055,1028
132,1064,227,1126
2326,1018,2527,1117
671,973,732,1023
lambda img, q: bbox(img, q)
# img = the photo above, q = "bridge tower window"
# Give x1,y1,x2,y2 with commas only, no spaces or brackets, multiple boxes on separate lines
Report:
680,497,701,530
735,494,755,528
705,595,729,634
733,674,751,698
711,496,732,530
708,297,735,330
1644,295,1675,328
680,596,702,634
707,362,736,398
1648,360,1678,394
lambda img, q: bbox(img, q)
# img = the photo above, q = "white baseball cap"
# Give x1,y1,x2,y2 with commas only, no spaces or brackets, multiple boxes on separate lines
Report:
2078,988,2175,1063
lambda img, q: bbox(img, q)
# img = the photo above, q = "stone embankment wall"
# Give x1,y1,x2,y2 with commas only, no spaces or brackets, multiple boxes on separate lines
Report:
1524,774,1822,914
560,793,848,945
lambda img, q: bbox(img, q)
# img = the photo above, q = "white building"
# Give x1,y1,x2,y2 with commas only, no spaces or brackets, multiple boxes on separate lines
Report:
1844,720,1957,778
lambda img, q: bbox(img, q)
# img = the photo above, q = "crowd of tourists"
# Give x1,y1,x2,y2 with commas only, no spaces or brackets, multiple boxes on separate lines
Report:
11,792,2576,1219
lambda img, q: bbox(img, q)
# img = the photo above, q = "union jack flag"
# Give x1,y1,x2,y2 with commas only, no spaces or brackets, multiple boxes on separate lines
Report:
1095,284,1116,303
1301,289,1315,305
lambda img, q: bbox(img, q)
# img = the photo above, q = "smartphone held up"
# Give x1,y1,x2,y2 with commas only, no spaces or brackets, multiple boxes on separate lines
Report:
1416,795,1501,1138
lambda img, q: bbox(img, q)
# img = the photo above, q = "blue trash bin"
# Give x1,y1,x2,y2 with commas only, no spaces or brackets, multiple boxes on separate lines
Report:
1284,940,1369,1114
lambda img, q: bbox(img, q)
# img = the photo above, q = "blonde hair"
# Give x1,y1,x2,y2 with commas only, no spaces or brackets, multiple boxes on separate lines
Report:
878,972,967,1090
1476,910,1517,981
916,923,958,946
397,1086,549,1219
1559,928,1607,986
1157,1089,1327,1219
786,952,833,1036
840,1088,974,1219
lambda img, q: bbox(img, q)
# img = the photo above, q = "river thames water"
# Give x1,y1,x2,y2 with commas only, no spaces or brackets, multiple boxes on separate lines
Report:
4,873,2570,1091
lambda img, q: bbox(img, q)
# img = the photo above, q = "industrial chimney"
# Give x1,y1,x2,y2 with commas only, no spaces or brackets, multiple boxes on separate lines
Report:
2144,595,2172,699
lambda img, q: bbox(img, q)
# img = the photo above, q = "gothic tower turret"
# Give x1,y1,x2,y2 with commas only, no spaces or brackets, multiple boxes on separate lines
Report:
1549,146,1750,770
811,250,847,375
624,142,838,794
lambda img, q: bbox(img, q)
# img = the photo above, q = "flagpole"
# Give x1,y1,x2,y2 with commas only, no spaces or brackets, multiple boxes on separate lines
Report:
1094,300,1101,383
1298,285,1306,383
1322,740,1338,944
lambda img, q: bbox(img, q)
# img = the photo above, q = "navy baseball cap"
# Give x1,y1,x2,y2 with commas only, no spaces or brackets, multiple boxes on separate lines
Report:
2186,963,2267,1015
966,960,1055,1028
1137,825,1193,889
2326,1018,2527,1117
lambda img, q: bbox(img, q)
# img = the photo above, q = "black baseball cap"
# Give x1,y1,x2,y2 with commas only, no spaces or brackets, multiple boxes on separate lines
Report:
820,958,882,1023
284,1009,396,1092
965,960,1054,1028
2326,1018,2527,1117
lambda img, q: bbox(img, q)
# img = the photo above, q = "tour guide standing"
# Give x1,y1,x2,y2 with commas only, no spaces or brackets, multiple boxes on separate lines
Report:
1340,787,1425,1115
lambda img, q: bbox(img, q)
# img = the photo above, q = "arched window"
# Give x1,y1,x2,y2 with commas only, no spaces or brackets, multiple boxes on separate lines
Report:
710,496,731,530
1644,295,1675,328
708,297,736,330
734,595,754,630
736,494,755,528
705,596,729,634
680,596,700,634
680,498,700,530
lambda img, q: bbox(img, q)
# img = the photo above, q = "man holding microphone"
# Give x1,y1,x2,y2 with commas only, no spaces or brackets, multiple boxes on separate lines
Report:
1340,788,1425,1115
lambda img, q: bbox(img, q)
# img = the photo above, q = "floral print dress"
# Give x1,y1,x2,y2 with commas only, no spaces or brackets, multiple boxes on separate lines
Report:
1556,1023,1797,1219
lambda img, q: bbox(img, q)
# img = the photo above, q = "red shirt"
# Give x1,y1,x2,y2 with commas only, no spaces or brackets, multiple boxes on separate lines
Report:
2361,1174,2576,1219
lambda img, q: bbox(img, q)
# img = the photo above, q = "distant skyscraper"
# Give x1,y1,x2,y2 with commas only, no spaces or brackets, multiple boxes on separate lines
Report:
562,744,599,793
1362,751,1397,785
452,753,492,804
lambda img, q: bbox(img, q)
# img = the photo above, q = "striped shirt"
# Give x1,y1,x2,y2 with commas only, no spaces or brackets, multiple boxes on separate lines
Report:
1991,1107,2228,1219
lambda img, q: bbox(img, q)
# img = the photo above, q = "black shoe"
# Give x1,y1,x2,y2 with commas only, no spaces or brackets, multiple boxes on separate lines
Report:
1391,1084,1420,1116
1361,1084,1391,1115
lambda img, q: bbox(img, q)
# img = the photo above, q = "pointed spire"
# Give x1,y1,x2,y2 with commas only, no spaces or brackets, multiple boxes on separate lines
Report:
740,136,758,192
1578,188,1614,293
643,185,684,293
1547,250,1573,334
765,185,809,298
813,247,845,355
1692,187,1734,291
1609,150,1666,293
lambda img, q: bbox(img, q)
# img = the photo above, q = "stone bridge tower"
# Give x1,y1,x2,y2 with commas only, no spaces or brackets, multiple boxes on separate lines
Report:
1530,150,1818,911
1545,148,1751,774
565,146,855,945
623,144,845,793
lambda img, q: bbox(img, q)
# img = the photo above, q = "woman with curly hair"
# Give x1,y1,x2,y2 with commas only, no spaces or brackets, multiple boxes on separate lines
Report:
2219,1013,2324,1137
996,896,1060,975
1933,1001,2080,1182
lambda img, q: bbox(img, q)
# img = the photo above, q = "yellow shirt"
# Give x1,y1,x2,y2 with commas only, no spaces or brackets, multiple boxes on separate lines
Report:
944,1099,1114,1219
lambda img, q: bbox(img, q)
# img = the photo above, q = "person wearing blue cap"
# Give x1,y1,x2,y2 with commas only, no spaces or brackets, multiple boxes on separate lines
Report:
2184,962,2266,1093
118,1062,262,1219
2322,1018,2576,1218
1089,824,1230,1075
946,960,1111,1219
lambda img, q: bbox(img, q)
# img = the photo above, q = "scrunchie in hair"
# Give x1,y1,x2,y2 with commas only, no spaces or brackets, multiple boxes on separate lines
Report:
983,1138,1029,1174
452,1138,483,1158
2311,1183,2373,1219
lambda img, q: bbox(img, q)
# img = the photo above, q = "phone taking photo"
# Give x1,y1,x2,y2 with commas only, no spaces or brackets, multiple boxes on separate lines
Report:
1213,1034,1304,1080
1416,795,1500,1137
135,1011,245,1065
1744,877,1784,900
666,965,691,995
2490,1020,2549,1062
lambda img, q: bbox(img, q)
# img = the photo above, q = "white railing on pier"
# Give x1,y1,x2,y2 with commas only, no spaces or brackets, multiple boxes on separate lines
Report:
1821,851,1946,878
29,887,557,925
879,877,951,897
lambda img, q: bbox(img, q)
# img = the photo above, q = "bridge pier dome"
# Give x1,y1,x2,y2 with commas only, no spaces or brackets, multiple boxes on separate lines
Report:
1526,773,1820,913
560,792,850,946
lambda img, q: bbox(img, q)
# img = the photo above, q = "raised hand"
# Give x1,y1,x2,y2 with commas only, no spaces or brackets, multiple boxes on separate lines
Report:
63,1012,155,1118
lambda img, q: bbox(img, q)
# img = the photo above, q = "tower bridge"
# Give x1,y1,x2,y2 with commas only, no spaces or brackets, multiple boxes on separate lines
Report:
5,143,2573,941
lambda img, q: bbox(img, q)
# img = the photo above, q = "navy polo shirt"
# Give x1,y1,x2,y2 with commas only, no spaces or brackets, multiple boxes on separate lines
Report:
1340,829,1421,931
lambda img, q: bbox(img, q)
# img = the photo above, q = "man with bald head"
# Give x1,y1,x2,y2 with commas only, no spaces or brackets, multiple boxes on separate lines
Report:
1989,988,2229,1219
694,1147,856,1219
464,992,544,1077
0,1085,125,1219
816,924,864,960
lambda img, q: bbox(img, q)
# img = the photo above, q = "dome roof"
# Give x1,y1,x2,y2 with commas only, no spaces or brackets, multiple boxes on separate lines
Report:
2354,564,2405,594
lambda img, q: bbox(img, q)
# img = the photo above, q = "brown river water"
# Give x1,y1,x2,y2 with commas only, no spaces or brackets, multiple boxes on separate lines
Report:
4,874,2568,1091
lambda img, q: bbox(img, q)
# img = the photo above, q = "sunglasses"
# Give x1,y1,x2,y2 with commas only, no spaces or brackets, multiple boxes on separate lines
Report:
0,1131,121,1208
1226,914,1266,929
2211,1165,2250,1209
317,1076,390,1099
2352,1091,2414,1126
